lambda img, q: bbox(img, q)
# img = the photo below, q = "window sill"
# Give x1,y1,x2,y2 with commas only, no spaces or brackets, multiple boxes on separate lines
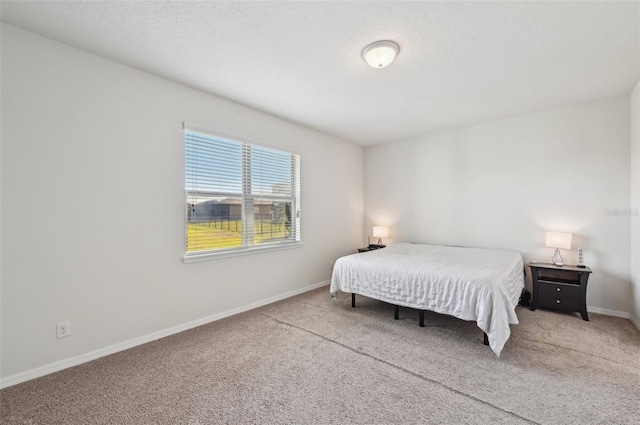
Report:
183,242,303,263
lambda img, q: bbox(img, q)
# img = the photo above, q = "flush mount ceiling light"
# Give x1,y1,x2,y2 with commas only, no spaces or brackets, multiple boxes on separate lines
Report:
362,40,400,68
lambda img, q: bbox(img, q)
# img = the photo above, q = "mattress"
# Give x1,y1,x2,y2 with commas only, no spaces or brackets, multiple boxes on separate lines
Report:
330,242,525,356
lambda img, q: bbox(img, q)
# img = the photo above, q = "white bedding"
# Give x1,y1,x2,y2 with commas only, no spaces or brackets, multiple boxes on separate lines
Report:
330,243,524,356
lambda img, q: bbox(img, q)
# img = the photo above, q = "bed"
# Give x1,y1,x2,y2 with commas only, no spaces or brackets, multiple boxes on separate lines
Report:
330,242,525,356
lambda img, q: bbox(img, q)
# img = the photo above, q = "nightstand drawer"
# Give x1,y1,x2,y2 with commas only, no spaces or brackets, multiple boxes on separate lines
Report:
538,282,580,311
537,269,580,284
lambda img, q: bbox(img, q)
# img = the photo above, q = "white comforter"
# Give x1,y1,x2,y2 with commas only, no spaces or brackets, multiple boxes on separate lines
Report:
330,243,524,356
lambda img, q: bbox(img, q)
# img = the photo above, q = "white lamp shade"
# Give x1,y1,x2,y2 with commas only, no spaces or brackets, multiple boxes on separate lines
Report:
545,232,572,250
362,41,399,68
372,226,388,238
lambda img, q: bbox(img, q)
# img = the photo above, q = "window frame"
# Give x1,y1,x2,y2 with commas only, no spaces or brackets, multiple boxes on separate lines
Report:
183,123,302,263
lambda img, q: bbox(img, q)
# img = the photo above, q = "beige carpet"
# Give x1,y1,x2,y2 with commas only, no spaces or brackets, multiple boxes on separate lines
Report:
1,286,639,424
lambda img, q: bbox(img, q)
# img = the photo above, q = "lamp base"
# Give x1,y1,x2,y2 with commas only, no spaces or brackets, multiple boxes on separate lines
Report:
551,248,564,267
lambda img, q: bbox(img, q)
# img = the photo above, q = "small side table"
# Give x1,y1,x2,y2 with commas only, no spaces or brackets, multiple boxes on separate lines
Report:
357,245,386,253
529,262,592,321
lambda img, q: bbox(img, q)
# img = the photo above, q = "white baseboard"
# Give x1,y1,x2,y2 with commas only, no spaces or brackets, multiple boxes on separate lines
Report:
630,315,640,332
586,305,630,319
0,280,330,389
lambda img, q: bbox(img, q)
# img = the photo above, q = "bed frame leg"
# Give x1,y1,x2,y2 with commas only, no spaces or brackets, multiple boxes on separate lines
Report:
351,293,356,308
419,310,425,327
483,332,489,346
394,305,399,320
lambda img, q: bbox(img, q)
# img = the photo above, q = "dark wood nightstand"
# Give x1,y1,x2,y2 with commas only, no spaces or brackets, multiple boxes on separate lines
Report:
529,262,592,321
357,245,385,253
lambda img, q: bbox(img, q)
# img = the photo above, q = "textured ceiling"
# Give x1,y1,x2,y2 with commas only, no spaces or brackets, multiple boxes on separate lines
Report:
1,1,639,146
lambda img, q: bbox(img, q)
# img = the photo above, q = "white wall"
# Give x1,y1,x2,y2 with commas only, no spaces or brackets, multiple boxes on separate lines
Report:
0,25,363,381
365,96,632,315
631,82,640,327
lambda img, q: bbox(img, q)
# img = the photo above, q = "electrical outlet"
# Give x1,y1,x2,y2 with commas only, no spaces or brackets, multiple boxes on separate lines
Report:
56,321,71,338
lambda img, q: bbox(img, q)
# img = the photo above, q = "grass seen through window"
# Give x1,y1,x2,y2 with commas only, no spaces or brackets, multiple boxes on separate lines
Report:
187,219,290,252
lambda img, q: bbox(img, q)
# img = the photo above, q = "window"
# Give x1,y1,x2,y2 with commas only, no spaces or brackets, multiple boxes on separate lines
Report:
184,124,301,259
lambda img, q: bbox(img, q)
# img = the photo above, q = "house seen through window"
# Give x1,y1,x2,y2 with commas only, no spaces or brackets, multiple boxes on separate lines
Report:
185,127,300,255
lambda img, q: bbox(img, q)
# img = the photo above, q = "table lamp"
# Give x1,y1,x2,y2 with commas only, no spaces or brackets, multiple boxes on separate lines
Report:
545,232,572,267
372,226,388,246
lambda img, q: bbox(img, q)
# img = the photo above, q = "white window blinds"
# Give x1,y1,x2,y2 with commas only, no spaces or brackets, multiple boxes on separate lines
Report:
185,125,300,256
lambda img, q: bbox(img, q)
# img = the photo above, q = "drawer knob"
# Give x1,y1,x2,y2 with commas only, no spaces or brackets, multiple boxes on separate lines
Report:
557,288,561,292
556,300,561,304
